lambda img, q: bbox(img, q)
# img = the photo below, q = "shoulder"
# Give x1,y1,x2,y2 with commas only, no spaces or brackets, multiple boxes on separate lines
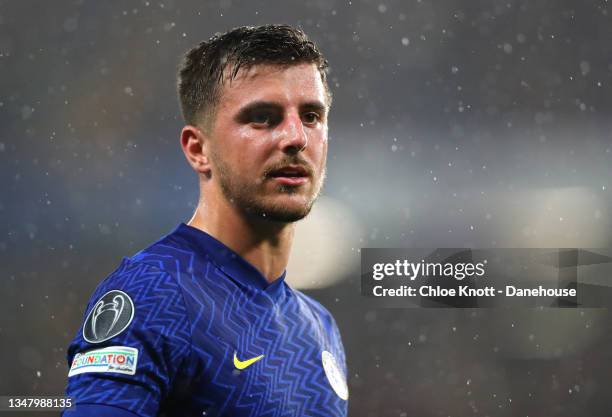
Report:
129,231,198,274
86,256,185,316
74,255,192,352
292,288,340,332
84,227,203,317
78,226,212,345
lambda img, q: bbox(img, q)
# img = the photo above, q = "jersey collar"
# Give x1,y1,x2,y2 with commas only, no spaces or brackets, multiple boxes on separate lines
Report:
175,223,287,297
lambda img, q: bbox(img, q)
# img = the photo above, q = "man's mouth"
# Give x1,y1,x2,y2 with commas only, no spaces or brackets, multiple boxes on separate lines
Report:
268,165,310,186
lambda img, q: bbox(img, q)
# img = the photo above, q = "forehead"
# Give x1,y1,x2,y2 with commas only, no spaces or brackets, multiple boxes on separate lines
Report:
217,63,328,110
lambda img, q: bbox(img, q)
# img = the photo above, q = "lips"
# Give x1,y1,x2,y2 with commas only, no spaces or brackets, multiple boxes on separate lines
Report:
269,165,309,177
268,165,310,186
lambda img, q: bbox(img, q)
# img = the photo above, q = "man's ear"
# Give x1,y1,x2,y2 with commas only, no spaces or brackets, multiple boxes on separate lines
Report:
180,125,212,175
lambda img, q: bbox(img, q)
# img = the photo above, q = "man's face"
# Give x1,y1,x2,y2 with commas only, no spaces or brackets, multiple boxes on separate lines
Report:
206,63,329,223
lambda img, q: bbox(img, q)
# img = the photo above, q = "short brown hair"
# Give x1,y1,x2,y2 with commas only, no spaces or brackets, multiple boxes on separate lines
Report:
177,24,331,131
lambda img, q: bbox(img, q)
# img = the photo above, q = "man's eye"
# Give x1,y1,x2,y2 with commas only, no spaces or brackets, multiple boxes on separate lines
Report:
302,112,320,124
249,111,279,126
251,112,270,124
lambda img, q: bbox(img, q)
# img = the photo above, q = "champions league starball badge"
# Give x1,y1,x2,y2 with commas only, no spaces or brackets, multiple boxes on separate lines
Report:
83,290,135,344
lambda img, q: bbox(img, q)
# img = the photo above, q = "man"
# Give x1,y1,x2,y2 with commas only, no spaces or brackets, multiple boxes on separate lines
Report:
63,24,348,417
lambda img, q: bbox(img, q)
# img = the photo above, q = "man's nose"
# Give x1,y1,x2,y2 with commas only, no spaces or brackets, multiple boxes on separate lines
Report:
277,112,308,154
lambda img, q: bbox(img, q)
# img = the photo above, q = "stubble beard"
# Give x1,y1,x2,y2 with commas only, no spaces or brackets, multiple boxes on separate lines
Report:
213,154,325,223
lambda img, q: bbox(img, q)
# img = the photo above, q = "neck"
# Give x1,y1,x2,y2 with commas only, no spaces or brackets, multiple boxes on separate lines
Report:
187,190,294,284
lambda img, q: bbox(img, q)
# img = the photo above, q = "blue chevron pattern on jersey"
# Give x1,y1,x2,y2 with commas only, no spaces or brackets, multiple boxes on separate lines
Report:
64,223,348,417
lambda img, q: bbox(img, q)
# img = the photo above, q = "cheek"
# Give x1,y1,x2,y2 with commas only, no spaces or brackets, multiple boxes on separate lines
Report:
230,126,274,167
309,129,328,161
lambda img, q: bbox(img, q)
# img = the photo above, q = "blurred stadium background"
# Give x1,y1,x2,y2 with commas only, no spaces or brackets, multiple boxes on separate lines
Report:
1,0,612,415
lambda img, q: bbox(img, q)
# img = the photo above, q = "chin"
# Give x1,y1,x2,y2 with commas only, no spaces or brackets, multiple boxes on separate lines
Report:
262,210,309,223
253,196,315,223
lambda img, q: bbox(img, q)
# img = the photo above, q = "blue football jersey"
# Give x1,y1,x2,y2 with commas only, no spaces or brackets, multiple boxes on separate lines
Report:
64,223,348,417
